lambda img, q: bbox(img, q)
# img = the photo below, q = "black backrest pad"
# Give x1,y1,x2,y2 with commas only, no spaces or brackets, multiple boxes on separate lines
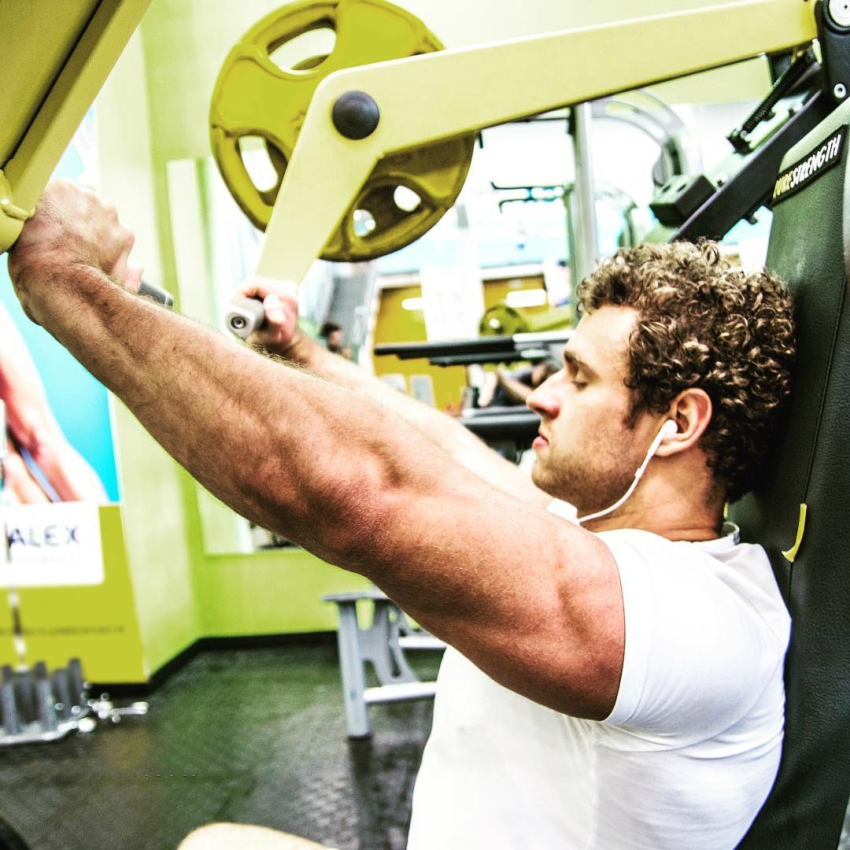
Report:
732,97,850,849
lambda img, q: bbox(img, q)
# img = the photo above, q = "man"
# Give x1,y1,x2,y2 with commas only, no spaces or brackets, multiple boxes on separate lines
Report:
8,181,794,848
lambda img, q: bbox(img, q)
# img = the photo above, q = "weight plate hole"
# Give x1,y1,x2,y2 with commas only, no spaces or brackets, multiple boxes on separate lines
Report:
353,209,377,237
393,186,422,212
238,137,281,193
269,27,337,72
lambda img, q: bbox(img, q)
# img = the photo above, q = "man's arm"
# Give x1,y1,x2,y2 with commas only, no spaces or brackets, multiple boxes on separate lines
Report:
495,368,535,404
7,181,624,719
236,278,548,505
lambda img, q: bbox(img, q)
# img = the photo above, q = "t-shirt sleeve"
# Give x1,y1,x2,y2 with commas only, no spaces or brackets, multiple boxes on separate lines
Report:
599,531,782,743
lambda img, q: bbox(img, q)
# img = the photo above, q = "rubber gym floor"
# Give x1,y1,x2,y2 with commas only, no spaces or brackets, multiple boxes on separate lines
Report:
0,639,441,850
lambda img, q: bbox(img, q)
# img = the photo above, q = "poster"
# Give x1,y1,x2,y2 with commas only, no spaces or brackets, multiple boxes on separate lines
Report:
0,110,119,505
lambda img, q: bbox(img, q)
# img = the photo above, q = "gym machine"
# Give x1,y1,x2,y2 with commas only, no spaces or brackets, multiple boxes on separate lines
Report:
211,0,833,332
3,0,850,843
202,2,850,846
0,2,837,297
0,1,153,254
205,0,850,475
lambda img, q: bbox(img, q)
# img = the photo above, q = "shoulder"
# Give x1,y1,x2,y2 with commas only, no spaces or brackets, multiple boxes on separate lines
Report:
596,528,789,738
597,527,788,648
597,528,787,631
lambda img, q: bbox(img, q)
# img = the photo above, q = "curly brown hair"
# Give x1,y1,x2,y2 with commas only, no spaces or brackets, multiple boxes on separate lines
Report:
577,241,796,503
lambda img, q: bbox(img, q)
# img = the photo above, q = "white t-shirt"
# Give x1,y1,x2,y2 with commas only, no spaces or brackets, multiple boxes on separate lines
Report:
407,524,790,849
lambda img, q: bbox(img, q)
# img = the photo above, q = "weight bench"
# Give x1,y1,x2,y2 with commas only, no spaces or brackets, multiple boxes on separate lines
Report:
731,94,850,848
324,590,445,738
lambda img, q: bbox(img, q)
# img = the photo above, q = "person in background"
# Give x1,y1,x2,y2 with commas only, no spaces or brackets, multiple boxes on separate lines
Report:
478,358,561,408
319,321,352,359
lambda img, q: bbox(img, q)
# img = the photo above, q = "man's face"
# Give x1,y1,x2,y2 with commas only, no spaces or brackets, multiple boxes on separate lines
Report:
527,305,655,514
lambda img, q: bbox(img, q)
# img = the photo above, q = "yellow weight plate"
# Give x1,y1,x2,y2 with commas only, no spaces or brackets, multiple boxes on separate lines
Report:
479,304,575,336
210,0,475,261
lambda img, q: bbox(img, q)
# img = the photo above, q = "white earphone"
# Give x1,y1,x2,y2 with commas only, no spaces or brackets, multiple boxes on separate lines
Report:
652,419,679,450
576,419,678,525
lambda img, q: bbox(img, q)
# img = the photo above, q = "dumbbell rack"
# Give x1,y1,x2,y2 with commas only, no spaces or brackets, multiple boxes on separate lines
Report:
0,658,148,746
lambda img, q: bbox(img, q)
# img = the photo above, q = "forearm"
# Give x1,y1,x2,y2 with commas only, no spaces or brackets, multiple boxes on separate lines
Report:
289,334,468,448
262,332,546,502
3,440,50,503
19,428,106,501
2,385,106,501
17,266,428,561
0,309,105,499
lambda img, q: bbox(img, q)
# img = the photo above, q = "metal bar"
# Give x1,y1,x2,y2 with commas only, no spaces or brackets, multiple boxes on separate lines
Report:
427,353,532,367
0,0,153,252
672,89,835,240
571,103,599,281
374,336,517,359
331,602,372,737
375,331,570,362
460,411,541,441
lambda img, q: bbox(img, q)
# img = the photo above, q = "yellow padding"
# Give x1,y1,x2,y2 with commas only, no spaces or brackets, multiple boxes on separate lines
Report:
782,503,808,562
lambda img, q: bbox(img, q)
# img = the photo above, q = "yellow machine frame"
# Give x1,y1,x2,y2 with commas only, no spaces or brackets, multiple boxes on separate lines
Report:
0,0,824,272
252,0,818,286
0,0,152,253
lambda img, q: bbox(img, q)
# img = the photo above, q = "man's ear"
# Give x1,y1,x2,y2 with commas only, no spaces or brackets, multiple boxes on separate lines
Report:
654,388,712,457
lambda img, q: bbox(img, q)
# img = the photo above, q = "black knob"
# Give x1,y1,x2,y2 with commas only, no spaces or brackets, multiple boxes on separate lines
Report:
332,91,380,140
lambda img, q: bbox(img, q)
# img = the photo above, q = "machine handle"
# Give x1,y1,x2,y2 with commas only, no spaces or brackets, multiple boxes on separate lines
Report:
225,298,266,339
137,280,174,308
